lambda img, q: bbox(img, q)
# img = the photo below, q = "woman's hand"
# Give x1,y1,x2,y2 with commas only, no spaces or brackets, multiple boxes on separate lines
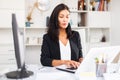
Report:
52,59,81,68
63,60,80,68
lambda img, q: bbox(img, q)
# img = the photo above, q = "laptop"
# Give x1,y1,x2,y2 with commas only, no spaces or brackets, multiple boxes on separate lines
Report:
55,46,120,74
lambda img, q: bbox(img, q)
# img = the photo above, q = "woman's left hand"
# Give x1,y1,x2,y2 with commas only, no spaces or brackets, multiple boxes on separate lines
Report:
64,60,80,68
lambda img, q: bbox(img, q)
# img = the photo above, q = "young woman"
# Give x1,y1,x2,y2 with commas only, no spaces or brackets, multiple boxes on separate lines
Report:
40,3,83,68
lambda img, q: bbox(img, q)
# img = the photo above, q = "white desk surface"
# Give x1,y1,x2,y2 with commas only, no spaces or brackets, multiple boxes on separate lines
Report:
0,64,76,80
0,64,119,80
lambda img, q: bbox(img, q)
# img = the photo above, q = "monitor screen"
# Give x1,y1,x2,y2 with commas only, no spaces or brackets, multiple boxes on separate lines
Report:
5,13,33,79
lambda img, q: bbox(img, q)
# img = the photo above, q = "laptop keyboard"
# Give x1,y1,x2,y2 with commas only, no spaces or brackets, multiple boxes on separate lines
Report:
66,67,77,70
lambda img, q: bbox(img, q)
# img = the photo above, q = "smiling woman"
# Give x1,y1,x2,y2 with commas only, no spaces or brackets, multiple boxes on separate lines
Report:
40,3,83,68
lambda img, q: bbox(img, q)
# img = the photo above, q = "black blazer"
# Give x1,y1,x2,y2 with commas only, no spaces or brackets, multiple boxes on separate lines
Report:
40,31,83,66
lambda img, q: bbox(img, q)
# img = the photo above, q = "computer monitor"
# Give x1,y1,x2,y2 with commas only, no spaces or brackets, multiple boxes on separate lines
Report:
5,13,33,79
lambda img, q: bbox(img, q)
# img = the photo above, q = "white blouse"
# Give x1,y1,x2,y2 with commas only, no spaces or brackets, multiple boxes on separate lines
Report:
59,40,71,60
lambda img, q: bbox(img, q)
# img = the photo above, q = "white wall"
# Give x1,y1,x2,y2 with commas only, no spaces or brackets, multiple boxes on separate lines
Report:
111,0,120,45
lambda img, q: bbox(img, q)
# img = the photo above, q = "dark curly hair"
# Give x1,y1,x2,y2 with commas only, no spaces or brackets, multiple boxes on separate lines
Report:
47,3,72,42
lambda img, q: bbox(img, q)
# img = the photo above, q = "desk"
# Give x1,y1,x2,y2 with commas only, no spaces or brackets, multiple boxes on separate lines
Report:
0,64,113,80
0,64,104,80
0,64,77,80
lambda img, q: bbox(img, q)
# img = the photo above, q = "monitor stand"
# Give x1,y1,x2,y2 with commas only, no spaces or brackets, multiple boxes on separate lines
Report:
6,65,33,79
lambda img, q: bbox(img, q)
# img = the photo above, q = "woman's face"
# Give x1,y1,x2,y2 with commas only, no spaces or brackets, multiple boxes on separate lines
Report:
58,9,70,29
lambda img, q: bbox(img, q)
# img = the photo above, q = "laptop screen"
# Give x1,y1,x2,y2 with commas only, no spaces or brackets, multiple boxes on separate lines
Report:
76,46,120,74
